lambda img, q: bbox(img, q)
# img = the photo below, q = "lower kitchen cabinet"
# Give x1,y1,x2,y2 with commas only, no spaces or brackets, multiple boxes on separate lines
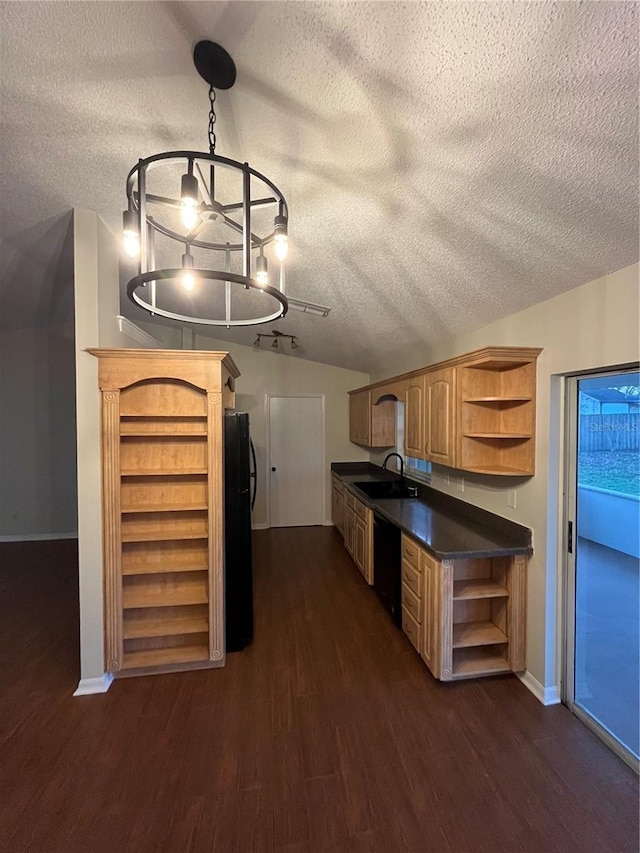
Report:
339,488,373,585
331,475,345,537
400,533,527,680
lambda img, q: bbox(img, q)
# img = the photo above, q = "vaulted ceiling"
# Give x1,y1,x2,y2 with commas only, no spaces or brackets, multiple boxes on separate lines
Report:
1,1,638,372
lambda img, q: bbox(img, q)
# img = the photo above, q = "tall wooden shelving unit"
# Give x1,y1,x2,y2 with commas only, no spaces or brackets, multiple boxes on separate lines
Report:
89,349,239,677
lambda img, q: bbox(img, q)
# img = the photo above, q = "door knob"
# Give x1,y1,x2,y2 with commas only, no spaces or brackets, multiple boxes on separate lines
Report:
271,466,276,472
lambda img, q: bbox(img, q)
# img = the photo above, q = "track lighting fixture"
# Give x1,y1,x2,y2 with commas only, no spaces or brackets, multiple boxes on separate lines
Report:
253,330,299,351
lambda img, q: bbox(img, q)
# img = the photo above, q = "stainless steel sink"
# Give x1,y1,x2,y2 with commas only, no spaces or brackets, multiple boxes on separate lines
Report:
353,480,417,500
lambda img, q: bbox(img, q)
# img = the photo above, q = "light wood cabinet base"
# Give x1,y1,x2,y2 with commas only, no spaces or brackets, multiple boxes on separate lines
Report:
401,534,527,681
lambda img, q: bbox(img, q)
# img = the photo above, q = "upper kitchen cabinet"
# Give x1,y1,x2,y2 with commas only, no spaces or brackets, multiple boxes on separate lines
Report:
457,348,542,475
349,389,396,448
349,346,541,475
424,367,456,467
404,375,425,459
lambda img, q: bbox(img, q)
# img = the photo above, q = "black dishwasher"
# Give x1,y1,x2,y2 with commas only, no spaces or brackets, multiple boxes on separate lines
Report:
373,513,402,626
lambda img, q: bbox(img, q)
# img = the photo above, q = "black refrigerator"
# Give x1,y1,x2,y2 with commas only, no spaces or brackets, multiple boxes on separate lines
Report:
224,412,256,652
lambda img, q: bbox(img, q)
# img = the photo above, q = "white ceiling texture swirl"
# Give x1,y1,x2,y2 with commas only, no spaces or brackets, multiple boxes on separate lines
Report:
1,1,637,372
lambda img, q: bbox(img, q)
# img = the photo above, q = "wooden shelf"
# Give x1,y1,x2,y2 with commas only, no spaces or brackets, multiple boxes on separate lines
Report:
453,579,509,600
121,468,208,477
464,396,532,403
122,562,207,576
452,621,508,648
452,646,510,678
122,573,208,609
121,430,206,437
122,531,208,543
121,643,209,670
460,465,531,476
123,607,208,639
121,502,208,513
463,433,531,439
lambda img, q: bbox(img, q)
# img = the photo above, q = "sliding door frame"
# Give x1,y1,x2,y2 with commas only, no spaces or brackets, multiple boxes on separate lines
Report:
562,366,639,772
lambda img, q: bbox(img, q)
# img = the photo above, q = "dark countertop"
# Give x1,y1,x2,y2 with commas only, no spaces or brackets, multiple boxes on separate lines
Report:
331,462,532,560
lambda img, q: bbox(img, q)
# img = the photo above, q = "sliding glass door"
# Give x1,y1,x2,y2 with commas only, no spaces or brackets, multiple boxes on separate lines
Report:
564,368,639,768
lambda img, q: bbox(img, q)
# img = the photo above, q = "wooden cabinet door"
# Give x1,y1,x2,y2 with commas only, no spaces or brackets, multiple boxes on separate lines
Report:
354,517,366,576
332,483,344,536
349,391,370,445
404,376,424,458
425,367,456,467
420,550,440,677
345,506,355,555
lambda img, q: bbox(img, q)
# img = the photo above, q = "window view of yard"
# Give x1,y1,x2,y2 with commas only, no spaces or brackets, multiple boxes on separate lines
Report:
575,372,639,760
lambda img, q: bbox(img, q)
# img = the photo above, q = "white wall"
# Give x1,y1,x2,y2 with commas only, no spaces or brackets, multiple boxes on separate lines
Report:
73,209,155,687
192,333,370,526
0,324,77,538
371,263,640,693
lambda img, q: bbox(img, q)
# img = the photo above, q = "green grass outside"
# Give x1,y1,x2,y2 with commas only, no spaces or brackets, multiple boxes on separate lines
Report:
578,451,640,496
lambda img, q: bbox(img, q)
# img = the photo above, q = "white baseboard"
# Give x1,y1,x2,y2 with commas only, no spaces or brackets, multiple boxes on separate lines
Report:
0,532,78,543
517,670,561,706
323,519,334,527
251,522,269,530
73,673,114,696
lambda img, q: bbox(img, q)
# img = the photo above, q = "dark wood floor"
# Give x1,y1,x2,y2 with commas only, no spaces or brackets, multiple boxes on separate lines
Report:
1,530,638,853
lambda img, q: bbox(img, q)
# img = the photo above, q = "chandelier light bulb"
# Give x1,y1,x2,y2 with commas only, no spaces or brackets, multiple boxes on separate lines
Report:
181,270,196,291
256,251,269,287
122,210,140,258
181,202,199,230
273,214,288,261
181,172,200,230
181,252,196,291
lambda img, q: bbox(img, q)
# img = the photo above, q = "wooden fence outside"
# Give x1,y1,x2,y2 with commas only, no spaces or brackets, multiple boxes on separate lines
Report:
578,414,640,452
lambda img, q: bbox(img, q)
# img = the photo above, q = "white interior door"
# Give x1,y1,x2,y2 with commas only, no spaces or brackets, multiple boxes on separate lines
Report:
268,395,324,527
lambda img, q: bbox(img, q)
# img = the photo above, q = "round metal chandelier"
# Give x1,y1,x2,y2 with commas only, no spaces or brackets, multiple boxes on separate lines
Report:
122,41,289,326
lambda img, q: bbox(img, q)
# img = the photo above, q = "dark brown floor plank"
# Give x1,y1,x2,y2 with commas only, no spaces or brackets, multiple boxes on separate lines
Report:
1,530,638,853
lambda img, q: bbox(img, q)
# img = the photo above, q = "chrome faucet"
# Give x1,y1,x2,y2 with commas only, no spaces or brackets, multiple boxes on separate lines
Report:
382,452,404,487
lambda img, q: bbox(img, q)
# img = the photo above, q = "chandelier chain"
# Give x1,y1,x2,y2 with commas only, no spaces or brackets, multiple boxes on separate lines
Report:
208,85,217,154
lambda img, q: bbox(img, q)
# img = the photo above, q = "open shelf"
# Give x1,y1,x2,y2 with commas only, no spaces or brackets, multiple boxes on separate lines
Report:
121,468,207,476
463,433,531,439
122,572,208,609
121,540,208,576
122,531,208,543
452,645,510,678
464,396,532,403
460,465,532,476
120,416,206,436
121,508,207,543
121,502,208,513
121,642,209,670
123,604,208,639
453,579,509,600
452,621,508,648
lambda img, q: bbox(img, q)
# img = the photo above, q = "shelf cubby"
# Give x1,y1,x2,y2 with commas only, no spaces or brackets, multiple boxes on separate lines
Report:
121,633,210,670
121,539,208,576
121,474,207,513
120,415,207,436
123,604,209,640
120,435,207,475
121,510,208,543
452,645,510,678
122,571,208,609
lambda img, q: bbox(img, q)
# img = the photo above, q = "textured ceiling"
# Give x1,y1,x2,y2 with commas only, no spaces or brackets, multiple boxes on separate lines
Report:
1,1,638,373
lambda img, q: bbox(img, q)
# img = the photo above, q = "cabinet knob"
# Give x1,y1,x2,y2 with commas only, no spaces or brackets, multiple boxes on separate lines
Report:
271,466,276,472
